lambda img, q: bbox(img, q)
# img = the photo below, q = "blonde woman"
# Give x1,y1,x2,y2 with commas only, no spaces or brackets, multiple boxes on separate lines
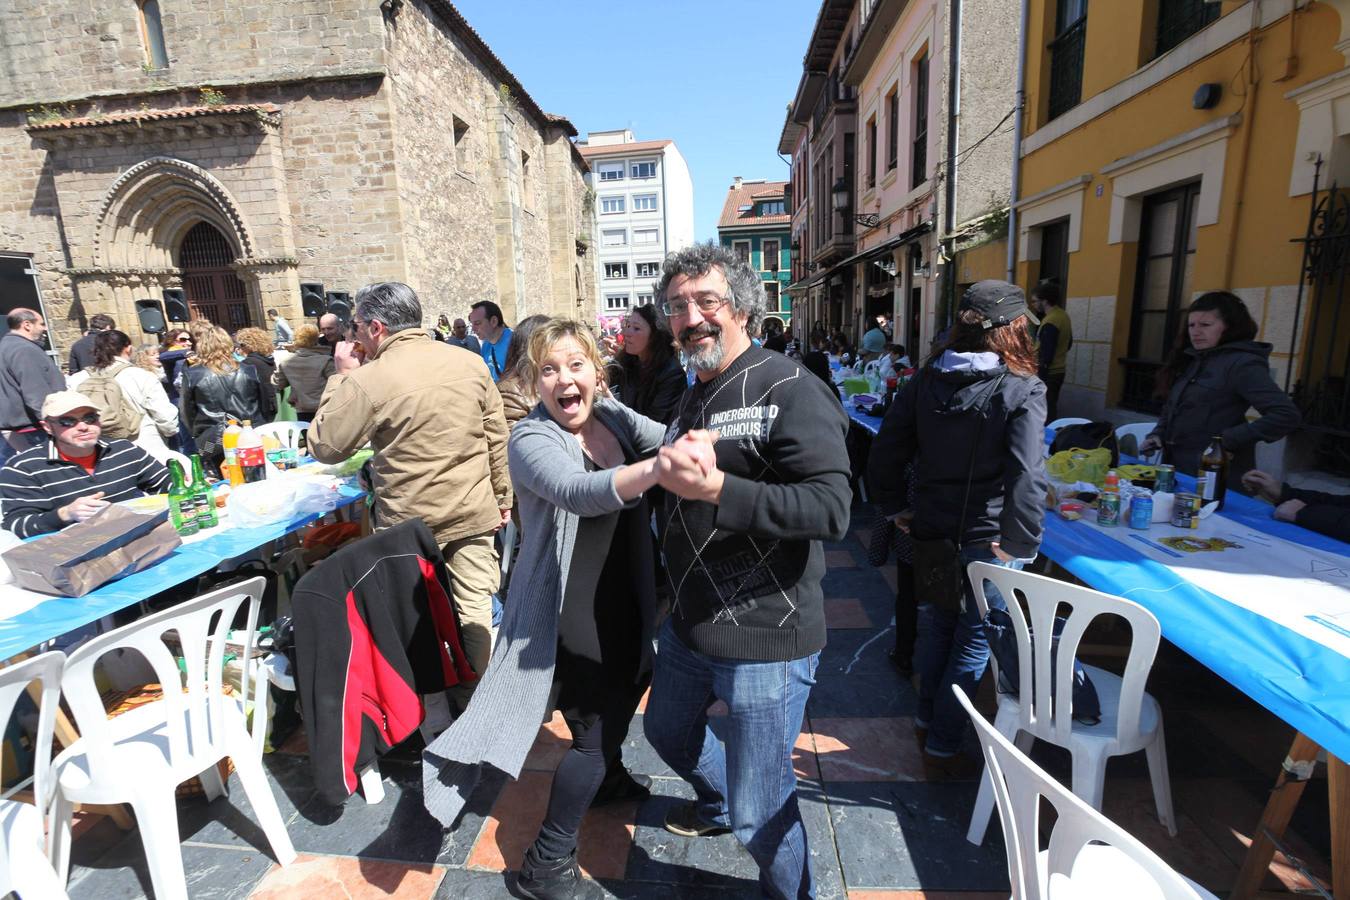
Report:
234,326,279,422
274,324,336,419
179,324,266,470
425,319,683,899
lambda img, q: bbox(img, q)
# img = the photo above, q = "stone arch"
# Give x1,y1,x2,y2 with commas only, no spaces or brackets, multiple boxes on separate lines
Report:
94,156,255,271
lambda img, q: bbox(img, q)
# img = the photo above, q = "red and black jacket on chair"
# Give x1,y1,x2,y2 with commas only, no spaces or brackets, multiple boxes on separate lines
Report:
291,519,475,804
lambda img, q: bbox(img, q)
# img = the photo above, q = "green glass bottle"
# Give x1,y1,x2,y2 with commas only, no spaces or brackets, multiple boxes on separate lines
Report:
188,454,219,530
166,460,199,536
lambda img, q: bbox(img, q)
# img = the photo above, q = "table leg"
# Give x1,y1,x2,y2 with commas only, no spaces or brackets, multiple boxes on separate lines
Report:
1231,732,1321,900
1330,753,1348,900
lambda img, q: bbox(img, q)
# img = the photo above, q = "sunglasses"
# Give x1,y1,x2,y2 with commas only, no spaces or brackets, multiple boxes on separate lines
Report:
54,412,100,428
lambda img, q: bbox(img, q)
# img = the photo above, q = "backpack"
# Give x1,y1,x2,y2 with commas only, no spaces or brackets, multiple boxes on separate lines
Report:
77,362,144,440
1049,420,1119,467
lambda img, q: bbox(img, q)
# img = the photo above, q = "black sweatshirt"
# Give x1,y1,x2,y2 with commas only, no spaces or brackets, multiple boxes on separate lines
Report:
660,346,852,662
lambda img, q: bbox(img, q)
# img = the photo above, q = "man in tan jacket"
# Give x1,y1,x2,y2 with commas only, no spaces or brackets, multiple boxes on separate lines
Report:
309,282,511,712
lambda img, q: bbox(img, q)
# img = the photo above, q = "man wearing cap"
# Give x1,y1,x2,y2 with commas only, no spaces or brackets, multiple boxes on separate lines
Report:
0,391,170,538
869,279,1047,778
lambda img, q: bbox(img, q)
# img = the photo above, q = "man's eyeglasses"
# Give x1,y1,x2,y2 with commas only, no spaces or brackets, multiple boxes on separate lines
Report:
661,293,731,318
53,412,100,428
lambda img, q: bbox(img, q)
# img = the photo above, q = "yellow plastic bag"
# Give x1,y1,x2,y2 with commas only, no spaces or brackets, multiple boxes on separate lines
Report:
1046,447,1112,486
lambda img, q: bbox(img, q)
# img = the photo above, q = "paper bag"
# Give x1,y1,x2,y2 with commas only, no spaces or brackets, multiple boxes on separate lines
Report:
1,505,182,597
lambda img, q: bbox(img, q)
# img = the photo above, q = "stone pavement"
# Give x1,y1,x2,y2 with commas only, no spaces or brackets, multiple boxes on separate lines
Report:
64,503,1332,899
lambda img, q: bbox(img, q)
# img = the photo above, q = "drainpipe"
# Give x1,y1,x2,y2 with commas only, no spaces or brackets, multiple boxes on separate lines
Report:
1006,0,1031,282
942,0,962,330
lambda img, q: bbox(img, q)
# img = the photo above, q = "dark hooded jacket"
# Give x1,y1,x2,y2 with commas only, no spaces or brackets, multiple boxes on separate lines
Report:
1150,340,1300,477
870,350,1048,559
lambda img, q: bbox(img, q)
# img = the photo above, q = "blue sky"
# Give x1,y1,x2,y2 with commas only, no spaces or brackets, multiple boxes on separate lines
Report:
453,0,821,240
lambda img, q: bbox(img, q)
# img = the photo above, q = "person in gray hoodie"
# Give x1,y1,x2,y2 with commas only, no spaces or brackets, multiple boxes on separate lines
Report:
870,280,1048,777
1141,291,1300,479
0,308,65,462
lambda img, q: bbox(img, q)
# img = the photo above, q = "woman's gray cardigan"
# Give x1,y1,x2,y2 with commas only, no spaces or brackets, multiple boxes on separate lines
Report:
423,397,668,827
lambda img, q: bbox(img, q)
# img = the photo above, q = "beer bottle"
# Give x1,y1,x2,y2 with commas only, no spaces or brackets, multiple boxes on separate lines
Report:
1198,435,1227,510
166,459,199,536
189,454,219,529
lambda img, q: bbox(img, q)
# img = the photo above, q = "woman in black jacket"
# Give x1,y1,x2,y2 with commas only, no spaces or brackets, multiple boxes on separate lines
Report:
233,326,279,423
180,324,267,473
1141,291,1300,480
869,280,1048,777
611,304,686,424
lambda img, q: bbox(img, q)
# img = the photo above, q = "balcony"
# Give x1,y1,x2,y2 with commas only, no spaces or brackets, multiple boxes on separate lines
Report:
812,74,857,134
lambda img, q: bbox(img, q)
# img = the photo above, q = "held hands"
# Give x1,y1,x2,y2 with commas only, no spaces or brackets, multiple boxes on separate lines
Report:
657,430,722,503
58,491,108,524
1241,469,1282,505
1138,434,1162,455
889,509,915,534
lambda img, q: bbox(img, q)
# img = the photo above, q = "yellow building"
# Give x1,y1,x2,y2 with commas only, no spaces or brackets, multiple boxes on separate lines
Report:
1015,0,1350,475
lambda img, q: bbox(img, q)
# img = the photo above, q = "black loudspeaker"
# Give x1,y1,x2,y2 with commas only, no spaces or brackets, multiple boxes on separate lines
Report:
325,291,352,322
163,288,189,322
135,299,166,334
300,283,326,317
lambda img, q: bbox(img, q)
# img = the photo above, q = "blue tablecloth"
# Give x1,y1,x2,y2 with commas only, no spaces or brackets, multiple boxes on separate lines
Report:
846,405,883,436
1041,472,1350,760
0,482,366,660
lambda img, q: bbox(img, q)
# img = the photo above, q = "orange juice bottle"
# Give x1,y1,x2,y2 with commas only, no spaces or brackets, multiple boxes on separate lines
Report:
221,419,244,486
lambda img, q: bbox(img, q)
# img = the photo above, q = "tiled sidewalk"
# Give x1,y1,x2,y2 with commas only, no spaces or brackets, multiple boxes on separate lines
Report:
64,505,1332,898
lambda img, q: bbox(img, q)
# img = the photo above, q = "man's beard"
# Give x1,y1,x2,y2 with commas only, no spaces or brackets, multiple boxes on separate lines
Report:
680,323,725,371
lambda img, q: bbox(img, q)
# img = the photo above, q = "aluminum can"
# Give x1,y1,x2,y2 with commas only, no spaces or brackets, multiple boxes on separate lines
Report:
1154,464,1175,493
1171,492,1200,529
1129,494,1153,530
1097,492,1121,526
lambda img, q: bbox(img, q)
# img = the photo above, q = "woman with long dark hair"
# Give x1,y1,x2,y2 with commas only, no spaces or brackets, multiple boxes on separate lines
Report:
426,319,672,900
68,329,180,461
1141,291,1299,479
494,314,553,429
612,304,685,424
869,280,1048,777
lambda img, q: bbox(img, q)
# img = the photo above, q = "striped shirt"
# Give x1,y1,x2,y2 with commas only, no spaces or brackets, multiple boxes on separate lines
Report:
0,439,170,538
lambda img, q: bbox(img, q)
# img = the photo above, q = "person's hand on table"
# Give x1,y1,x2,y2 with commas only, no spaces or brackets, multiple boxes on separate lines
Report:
1241,469,1282,505
889,509,915,534
990,541,1014,563
334,340,363,374
1274,499,1306,523
58,492,108,523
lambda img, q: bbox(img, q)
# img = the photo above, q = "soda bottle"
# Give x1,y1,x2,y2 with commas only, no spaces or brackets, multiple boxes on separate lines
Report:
166,459,199,536
221,419,244,486
1198,435,1228,510
1103,469,1119,493
189,454,219,529
237,420,267,483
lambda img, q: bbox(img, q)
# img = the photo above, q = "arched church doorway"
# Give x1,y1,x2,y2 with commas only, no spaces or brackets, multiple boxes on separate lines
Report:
178,221,253,329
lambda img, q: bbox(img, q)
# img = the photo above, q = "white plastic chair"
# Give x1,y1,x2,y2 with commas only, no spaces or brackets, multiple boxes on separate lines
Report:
253,420,309,448
0,651,69,900
1115,422,1159,461
49,577,296,900
1046,416,1091,434
955,687,1215,899
965,562,1176,846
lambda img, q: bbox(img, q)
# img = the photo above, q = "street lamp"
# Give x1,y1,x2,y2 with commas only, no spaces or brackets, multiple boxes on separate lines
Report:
832,177,880,229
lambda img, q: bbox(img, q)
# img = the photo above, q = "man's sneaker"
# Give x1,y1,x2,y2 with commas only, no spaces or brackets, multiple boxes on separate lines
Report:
516,848,602,900
663,801,731,838
589,767,651,807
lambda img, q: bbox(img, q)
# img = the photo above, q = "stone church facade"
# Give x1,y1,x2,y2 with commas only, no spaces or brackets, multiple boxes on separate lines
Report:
0,0,597,353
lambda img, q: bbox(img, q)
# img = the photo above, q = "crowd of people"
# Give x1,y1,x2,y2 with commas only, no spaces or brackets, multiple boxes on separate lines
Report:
2,241,1348,900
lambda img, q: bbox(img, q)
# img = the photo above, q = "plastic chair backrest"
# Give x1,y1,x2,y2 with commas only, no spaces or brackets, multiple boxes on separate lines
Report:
954,687,1204,900
1115,422,1157,459
0,652,64,812
59,578,265,783
967,562,1160,747
1046,417,1091,433
254,421,308,446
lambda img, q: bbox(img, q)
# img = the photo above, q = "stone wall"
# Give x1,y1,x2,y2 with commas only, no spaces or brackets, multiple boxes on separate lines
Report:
950,0,1020,227
0,0,385,109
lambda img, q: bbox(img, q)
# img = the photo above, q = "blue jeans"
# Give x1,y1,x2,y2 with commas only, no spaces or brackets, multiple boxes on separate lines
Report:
915,544,1027,756
645,620,818,900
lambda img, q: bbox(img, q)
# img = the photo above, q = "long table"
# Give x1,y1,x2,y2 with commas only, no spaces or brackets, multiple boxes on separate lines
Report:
0,481,366,660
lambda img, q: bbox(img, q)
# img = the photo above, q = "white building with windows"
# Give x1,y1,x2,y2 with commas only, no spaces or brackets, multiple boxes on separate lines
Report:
577,130,694,319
